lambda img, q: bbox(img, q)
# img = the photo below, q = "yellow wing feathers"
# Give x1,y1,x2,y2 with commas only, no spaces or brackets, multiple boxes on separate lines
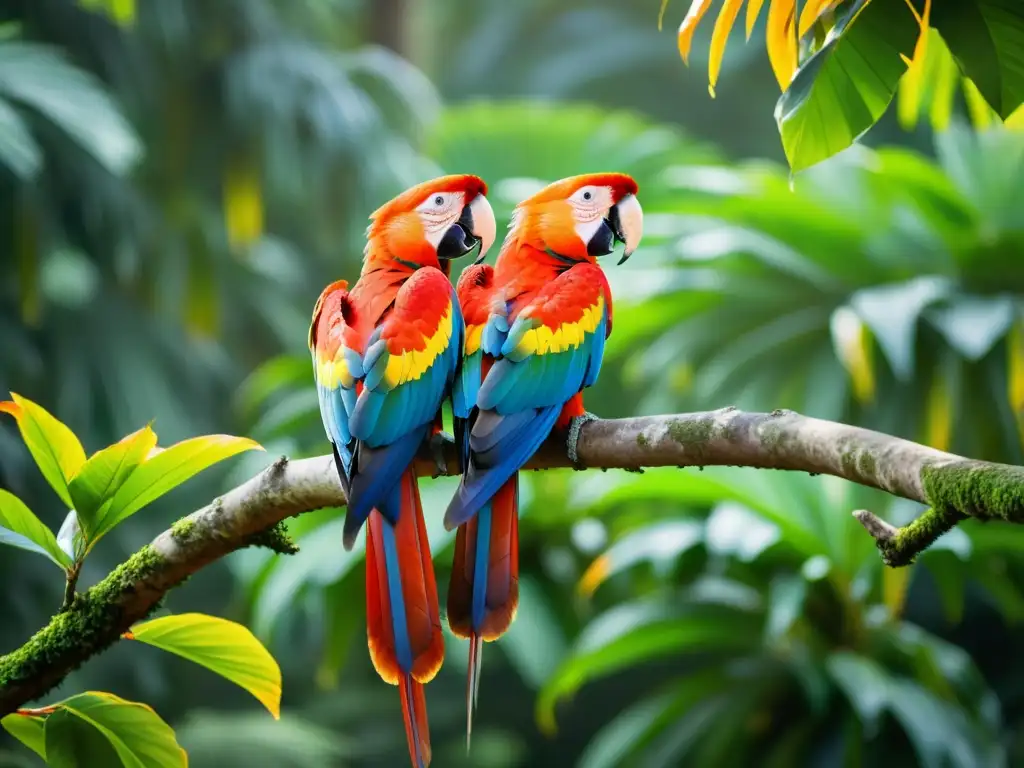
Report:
512,294,604,358
381,302,455,389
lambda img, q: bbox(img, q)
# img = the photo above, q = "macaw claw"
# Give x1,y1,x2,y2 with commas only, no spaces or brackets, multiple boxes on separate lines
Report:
428,430,455,477
566,412,599,469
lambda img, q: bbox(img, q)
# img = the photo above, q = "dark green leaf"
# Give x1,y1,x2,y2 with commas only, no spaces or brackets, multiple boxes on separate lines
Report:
932,1,1024,118
775,0,919,171
826,652,890,734
43,708,122,768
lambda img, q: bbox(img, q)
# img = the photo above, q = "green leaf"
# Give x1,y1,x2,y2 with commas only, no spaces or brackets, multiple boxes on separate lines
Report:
826,652,890,734
43,708,122,768
775,0,919,171
0,488,70,567
0,96,41,179
68,425,157,526
47,692,186,768
578,520,703,596
0,41,141,174
0,392,86,509
1,711,47,759
127,613,282,718
536,604,758,733
932,1,1024,119
90,434,262,542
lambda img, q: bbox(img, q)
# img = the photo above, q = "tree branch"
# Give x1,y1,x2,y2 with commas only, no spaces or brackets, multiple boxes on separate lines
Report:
3,407,1024,715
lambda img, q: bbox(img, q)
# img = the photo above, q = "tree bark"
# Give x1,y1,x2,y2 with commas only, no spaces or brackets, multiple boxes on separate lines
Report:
3,407,1024,715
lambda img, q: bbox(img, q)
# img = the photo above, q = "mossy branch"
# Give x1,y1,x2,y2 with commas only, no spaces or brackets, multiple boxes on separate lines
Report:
3,407,1024,715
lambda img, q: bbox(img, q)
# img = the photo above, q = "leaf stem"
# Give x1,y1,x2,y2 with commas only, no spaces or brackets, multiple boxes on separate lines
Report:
61,562,81,612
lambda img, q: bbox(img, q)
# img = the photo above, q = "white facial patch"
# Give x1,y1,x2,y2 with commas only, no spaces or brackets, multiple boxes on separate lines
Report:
417,191,465,248
568,185,615,248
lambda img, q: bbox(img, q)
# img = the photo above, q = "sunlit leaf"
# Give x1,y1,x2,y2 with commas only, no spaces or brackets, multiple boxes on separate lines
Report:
1,711,46,759
0,488,69,567
68,425,157,526
127,613,282,718
0,393,86,509
46,691,186,768
765,0,797,90
91,434,262,542
677,0,715,64
776,0,918,171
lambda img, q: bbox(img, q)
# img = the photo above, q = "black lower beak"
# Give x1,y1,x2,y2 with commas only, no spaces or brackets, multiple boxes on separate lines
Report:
607,204,632,265
586,204,629,260
437,204,482,261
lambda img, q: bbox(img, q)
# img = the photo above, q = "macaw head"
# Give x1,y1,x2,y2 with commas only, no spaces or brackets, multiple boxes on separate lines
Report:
508,172,643,265
364,174,496,271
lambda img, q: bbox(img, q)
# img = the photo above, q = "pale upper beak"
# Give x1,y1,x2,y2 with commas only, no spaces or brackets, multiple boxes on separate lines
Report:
467,193,496,263
612,193,644,265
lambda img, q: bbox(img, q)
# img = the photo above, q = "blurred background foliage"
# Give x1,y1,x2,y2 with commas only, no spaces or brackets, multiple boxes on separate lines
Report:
1,0,1024,766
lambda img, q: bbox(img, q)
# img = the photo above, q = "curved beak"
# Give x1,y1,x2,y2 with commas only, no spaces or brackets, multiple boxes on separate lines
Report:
437,192,497,263
467,192,496,264
609,193,644,265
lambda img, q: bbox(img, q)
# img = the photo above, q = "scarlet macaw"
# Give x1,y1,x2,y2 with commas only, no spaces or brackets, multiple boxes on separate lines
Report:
446,173,643,740
309,175,496,768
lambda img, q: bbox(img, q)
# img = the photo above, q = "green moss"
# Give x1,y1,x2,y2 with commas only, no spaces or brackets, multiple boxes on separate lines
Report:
170,518,196,542
0,546,165,695
636,432,649,448
245,521,299,555
666,418,714,447
922,462,1024,523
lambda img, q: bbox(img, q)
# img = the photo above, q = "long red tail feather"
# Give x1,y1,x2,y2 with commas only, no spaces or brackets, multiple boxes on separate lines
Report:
447,473,520,746
365,469,444,767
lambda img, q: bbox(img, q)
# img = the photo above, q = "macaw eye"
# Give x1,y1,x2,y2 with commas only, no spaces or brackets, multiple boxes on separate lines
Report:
434,195,444,206
582,191,592,201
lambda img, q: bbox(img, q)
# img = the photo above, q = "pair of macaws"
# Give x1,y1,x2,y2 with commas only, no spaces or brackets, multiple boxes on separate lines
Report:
308,172,643,767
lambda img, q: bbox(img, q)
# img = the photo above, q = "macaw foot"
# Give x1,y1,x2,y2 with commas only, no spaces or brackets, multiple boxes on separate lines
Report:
566,411,599,470
428,430,455,478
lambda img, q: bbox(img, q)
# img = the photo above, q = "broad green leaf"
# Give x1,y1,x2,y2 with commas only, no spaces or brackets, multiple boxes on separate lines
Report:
932,1,1024,119
850,276,951,380
0,41,141,174
68,425,157,527
0,488,70,567
43,708,122,768
0,393,86,509
91,434,262,541
127,613,282,718
578,520,703,596
536,605,758,733
775,0,919,171
826,652,890,733
928,296,1015,360
52,692,186,768
500,576,568,689
0,96,41,179
1,711,46,759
